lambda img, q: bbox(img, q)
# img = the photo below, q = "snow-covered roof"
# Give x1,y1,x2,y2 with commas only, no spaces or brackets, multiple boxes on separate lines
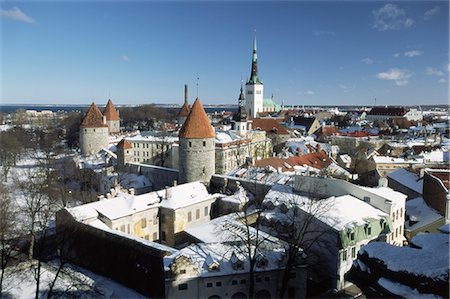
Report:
127,133,178,143
405,197,443,231
184,213,280,244
163,242,286,278
373,156,422,164
387,168,423,194
68,191,160,222
361,233,449,281
263,184,388,231
360,186,407,205
158,181,220,210
215,130,241,144
339,154,351,164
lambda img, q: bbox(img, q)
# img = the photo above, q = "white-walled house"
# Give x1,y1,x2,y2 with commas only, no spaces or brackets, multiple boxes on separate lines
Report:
261,184,392,290
294,175,406,246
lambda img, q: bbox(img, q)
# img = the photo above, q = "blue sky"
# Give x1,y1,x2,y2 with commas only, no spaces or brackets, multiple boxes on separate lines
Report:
1,1,449,106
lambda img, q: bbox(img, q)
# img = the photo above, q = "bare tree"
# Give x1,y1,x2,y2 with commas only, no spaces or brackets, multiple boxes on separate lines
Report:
0,131,22,181
260,182,336,298
0,183,21,296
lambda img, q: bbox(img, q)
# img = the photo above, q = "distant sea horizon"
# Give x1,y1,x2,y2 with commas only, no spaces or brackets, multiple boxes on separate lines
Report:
0,103,448,114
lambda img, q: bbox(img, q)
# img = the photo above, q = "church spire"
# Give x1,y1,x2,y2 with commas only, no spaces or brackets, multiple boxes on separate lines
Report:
248,30,262,85
233,79,248,122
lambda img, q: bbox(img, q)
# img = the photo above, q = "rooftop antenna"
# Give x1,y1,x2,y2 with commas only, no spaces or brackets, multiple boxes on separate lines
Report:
374,97,377,107
196,73,199,98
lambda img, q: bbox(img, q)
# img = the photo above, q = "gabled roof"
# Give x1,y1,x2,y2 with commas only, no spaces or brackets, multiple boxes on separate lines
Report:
179,98,215,139
255,150,332,172
117,138,132,150
103,99,120,121
80,102,108,128
177,102,191,117
252,118,289,135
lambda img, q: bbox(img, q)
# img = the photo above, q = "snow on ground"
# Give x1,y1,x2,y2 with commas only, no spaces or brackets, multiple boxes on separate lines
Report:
0,124,13,131
377,277,442,299
1,261,146,298
361,233,449,281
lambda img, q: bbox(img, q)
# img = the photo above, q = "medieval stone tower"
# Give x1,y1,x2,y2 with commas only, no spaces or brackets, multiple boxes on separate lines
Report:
103,99,120,134
178,98,215,184
116,138,133,170
79,102,109,155
177,84,191,126
245,31,264,118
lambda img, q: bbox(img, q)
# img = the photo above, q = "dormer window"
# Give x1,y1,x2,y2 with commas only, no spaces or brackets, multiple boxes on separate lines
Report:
256,257,268,268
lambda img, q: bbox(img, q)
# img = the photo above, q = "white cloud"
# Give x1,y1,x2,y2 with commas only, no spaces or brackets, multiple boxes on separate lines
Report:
438,78,446,83
372,4,413,31
425,67,445,76
1,6,37,24
361,58,373,64
393,53,400,58
305,90,315,95
376,68,412,86
314,30,335,36
404,50,422,57
424,6,440,20
121,55,130,61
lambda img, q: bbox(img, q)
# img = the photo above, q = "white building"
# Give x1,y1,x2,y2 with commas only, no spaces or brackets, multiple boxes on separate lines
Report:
294,175,407,246
262,184,392,291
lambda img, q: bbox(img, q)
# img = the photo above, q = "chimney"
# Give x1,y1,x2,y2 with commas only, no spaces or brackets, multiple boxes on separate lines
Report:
165,186,170,200
297,147,302,156
103,115,107,124
173,180,177,187
184,84,188,105
316,144,321,152
129,188,135,195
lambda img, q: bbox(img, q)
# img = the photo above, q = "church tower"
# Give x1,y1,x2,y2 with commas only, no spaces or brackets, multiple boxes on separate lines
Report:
245,31,263,118
178,98,215,184
232,81,250,137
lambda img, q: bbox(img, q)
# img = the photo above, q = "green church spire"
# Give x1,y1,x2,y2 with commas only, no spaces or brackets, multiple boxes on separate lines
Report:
247,30,262,85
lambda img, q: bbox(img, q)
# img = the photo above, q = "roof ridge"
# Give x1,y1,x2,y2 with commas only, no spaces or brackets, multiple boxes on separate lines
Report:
80,102,108,128
103,99,120,121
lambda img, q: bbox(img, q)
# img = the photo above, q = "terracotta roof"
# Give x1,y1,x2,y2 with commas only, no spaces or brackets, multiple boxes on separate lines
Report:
252,118,289,135
177,103,191,117
179,98,215,139
117,138,132,149
103,99,120,121
80,102,108,128
254,150,331,172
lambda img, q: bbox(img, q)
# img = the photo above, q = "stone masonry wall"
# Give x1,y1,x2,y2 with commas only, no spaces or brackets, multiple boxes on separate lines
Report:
80,127,109,155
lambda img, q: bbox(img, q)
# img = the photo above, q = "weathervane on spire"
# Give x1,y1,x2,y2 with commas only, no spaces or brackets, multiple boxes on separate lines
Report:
196,73,199,98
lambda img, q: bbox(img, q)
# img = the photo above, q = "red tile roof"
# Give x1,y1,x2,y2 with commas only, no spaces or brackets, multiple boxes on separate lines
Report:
80,102,108,128
117,138,132,149
103,99,120,121
179,98,215,139
177,103,191,117
252,118,289,135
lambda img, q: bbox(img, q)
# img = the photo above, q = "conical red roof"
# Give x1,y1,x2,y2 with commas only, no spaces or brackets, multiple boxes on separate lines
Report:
117,138,132,149
177,102,191,117
80,102,108,128
179,98,215,139
103,99,120,121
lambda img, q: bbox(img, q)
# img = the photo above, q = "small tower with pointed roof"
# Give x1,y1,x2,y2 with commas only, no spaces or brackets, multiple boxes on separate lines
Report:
116,138,133,170
79,102,109,155
232,80,251,137
245,31,264,118
178,98,215,184
103,99,120,134
177,84,191,126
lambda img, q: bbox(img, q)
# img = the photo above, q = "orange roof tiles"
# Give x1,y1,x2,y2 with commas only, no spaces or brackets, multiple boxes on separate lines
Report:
80,102,108,128
117,138,132,149
103,99,120,121
177,103,191,117
251,118,289,135
179,98,215,139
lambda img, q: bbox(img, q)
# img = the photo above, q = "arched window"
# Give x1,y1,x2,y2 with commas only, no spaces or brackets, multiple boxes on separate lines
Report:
231,292,247,299
255,290,271,298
